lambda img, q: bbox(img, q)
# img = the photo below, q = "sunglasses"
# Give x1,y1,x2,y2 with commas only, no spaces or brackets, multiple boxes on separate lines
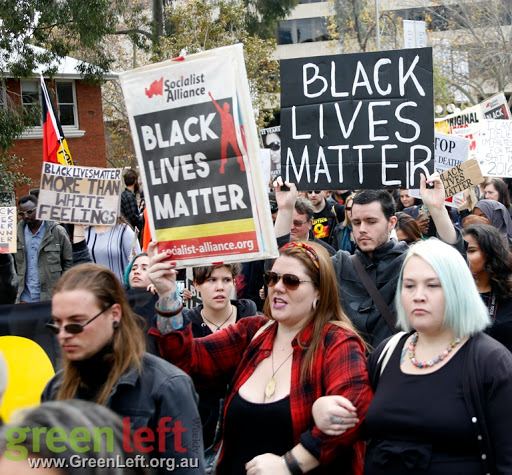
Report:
46,303,114,335
292,220,308,227
18,207,37,217
263,271,315,291
268,142,280,151
307,191,321,195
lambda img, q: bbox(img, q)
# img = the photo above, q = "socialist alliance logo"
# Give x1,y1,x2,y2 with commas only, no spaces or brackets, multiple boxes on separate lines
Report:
145,78,164,98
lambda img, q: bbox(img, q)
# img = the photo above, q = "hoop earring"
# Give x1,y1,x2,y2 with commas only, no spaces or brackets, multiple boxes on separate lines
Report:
312,299,319,310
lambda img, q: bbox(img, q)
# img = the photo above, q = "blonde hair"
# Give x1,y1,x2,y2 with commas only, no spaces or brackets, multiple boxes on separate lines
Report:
53,263,146,404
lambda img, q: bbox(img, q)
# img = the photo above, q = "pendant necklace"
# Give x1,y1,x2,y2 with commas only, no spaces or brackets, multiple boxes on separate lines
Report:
201,305,234,331
265,350,293,398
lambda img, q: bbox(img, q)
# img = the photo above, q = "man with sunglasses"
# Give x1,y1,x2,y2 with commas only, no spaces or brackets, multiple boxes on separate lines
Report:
292,197,336,256
15,194,72,303
307,190,345,246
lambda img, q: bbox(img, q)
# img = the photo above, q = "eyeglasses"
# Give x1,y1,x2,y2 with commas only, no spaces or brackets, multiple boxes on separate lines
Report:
268,142,280,151
292,220,308,227
46,303,114,335
18,207,37,217
263,271,315,291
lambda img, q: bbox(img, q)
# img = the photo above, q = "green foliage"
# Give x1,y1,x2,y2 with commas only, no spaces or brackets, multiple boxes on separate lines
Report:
0,0,129,81
243,0,301,38
0,106,34,192
159,0,279,127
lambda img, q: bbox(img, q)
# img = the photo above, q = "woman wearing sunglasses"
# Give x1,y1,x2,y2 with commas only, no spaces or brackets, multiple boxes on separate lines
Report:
41,263,205,473
147,240,372,474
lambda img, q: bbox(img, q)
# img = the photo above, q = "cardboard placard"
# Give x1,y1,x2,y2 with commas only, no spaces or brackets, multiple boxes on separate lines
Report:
37,163,122,225
280,47,434,189
440,160,484,198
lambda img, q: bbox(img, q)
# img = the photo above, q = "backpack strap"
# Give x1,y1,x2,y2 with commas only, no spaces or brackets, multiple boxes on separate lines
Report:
377,331,407,375
350,253,399,333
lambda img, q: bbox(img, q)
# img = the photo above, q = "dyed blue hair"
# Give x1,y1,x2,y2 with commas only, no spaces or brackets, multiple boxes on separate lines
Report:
395,239,490,337
123,252,148,289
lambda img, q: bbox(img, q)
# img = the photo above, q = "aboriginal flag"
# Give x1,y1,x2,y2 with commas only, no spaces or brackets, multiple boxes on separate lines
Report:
41,76,74,166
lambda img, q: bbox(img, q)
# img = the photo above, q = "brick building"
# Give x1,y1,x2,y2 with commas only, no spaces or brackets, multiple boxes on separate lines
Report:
3,51,116,197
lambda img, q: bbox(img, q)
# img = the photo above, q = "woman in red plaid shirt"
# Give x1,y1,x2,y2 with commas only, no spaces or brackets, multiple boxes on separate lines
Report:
148,239,372,475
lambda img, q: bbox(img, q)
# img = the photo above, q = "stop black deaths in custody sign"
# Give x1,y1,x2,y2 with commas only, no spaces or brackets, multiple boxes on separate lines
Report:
280,47,434,190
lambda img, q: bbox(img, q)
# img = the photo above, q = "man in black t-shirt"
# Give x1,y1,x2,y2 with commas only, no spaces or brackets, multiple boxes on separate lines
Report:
307,190,345,245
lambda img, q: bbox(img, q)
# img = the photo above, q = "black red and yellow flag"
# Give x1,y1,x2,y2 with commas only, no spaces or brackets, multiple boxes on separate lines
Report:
40,76,74,166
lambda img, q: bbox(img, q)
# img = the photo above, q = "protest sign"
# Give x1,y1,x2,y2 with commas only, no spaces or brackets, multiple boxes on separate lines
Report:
440,160,484,199
260,126,281,183
37,163,122,225
435,92,511,160
280,47,434,190
403,20,427,49
477,120,512,177
410,132,471,206
120,44,277,266
481,93,511,120
259,148,271,188
0,207,16,253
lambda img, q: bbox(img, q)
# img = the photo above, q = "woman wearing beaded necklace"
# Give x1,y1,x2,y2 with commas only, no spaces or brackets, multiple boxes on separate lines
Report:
313,238,512,474
147,239,373,474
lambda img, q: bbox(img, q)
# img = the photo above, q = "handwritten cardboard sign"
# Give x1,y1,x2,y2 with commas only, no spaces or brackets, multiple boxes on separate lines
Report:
440,160,484,198
280,47,434,189
0,207,16,253
477,120,512,177
37,163,122,225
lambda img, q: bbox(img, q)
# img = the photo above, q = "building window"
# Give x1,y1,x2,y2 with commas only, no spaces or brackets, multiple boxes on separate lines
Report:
21,80,41,127
56,81,78,127
278,17,330,44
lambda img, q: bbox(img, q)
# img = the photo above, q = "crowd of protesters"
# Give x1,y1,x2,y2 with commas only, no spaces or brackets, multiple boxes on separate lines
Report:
1,169,512,473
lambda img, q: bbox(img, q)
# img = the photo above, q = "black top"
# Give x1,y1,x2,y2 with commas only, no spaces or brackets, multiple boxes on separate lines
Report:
480,291,512,352
221,392,294,474
183,299,258,448
365,342,482,474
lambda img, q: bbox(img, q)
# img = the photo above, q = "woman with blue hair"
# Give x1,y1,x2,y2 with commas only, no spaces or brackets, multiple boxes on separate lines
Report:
313,238,512,473
124,252,153,291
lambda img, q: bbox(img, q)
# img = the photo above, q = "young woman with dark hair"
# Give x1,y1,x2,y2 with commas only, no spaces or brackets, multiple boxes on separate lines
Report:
462,223,512,351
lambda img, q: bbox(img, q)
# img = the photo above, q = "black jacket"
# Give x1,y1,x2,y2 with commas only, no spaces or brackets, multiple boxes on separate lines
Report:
42,353,205,473
331,231,466,349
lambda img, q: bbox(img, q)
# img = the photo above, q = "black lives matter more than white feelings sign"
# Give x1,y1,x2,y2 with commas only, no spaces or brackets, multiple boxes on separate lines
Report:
280,48,435,190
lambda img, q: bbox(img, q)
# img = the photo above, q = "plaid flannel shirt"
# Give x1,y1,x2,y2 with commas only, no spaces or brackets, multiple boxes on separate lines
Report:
120,189,142,230
150,316,372,474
